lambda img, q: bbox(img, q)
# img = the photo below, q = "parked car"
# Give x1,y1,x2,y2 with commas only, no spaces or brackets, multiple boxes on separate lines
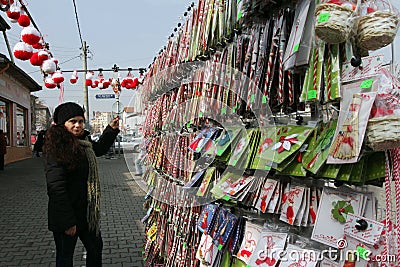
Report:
113,135,143,153
131,139,142,153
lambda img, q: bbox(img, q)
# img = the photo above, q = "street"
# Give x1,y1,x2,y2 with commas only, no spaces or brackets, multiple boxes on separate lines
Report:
0,153,146,267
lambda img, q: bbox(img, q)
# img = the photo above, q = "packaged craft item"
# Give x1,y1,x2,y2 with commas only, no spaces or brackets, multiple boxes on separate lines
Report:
357,0,399,51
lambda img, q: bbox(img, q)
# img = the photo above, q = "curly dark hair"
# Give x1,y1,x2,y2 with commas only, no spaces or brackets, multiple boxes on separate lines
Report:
43,124,84,170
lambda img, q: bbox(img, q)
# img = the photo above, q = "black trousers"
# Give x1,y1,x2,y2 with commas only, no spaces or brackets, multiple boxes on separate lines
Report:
53,230,103,267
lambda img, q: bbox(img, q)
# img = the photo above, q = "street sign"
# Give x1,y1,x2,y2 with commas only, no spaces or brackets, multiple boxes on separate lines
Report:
95,94,115,99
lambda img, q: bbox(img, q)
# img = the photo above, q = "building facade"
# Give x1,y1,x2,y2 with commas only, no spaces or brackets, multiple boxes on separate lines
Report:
0,53,42,164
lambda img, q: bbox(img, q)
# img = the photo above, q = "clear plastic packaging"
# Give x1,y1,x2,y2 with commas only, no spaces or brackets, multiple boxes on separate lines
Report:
357,0,399,51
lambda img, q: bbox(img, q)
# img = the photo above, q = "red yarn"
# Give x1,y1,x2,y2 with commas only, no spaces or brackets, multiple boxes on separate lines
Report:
6,10,20,20
287,205,294,224
22,34,40,46
32,43,43,49
14,49,32,61
29,52,43,66
17,14,30,27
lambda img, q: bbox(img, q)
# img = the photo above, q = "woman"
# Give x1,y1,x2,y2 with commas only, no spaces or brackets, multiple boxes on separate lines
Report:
44,102,119,267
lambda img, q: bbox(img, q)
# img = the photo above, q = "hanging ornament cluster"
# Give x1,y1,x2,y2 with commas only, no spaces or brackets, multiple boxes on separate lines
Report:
44,76,56,89
6,4,20,21
120,71,139,89
70,70,78,84
52,70,64,84
2,1,64,89
12,41,32,60
17,10,29,27
95,72,111,89
85,72,94,86
21,26,40,45
1,0,14,5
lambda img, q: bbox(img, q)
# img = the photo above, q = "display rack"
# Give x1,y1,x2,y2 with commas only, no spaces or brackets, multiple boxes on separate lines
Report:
139,1,400,266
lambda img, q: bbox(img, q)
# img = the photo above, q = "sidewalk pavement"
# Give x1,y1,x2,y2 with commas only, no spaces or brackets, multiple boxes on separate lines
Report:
0,153,146,267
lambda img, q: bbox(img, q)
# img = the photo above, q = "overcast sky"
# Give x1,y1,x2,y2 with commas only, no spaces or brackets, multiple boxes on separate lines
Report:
1,1,399,118
0,0,187,117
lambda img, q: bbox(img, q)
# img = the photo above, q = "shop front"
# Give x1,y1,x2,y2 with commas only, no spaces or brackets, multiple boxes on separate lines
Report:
0,53,42,164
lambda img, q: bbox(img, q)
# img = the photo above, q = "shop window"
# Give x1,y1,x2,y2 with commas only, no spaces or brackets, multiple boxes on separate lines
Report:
16,106,27,146
0,99,10,145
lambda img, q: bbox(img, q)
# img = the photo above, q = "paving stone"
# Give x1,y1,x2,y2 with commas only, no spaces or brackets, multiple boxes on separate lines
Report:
0,155,146,266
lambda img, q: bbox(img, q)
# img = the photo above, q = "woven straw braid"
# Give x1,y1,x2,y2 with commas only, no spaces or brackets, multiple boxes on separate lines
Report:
366,115,400,151
315,3,356,44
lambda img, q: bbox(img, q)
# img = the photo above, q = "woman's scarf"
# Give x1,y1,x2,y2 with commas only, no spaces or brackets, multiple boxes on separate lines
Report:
79,139,101,235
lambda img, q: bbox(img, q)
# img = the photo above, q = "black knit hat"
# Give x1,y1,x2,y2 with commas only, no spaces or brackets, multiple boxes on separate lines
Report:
53,102,85,125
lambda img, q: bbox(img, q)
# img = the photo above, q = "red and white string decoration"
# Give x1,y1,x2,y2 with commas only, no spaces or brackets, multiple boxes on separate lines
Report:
120,70,139,90
41,59,56,75
85,72,94,87
6,4,20,22
51,70,64,84
21,26,40,45
1,0,14,5
1,1,65,90
97,72,110,90
69,70,78,84
17,9,29,27
13,41,32,60
44,76,56,89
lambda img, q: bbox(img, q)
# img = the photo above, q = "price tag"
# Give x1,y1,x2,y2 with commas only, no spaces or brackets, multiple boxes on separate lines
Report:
360,79,373,89
265,165,272,171
217,149,224,156
223,195,231,201
186,122,191,128
262,95,267,104
199,112,203,117
221,107,227,115
293,43,300,53
318,13,330,23
308,90,317,99
250,94,255,103
357,246,369,260
232,159,238,166
218,244,223,250
237,10,243,20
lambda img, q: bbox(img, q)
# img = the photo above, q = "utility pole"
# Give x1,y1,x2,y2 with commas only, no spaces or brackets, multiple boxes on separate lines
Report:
82,41,89,123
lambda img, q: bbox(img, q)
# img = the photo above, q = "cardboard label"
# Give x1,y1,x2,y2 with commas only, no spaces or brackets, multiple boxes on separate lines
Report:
360,79,373,89
308,90,317,99
262,95,267,104
293,43,300,53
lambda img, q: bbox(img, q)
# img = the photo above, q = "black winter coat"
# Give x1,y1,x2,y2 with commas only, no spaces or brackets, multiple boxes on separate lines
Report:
45,125,119,232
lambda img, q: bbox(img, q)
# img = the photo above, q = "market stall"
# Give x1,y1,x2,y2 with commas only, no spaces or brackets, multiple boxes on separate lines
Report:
139,0,400,266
